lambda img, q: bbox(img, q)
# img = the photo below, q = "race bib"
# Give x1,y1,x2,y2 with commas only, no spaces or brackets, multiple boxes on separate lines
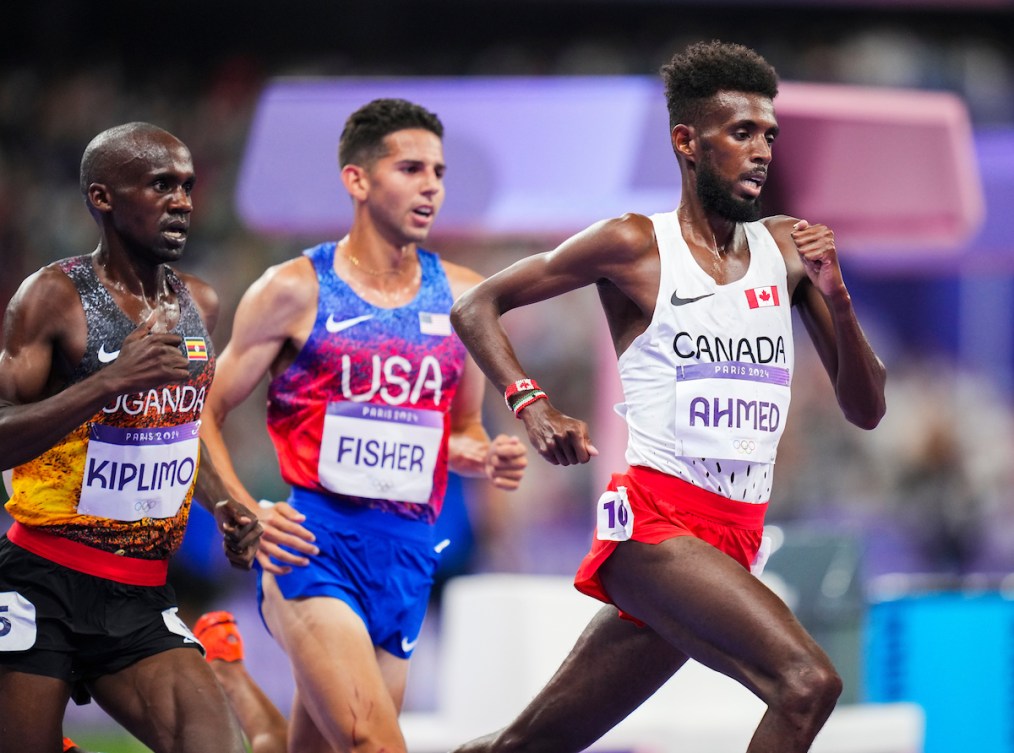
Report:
78,422,200,521
318,402,443,504
596,486,633,541
0,591,37,652
674,362,790,462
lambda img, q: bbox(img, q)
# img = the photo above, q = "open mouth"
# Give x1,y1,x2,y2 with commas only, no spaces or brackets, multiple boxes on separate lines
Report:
162,226,189,244
740,172,766,197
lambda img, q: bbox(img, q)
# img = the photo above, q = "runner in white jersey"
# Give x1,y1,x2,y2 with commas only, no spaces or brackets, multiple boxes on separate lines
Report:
449,40,886,753
622,211,794,500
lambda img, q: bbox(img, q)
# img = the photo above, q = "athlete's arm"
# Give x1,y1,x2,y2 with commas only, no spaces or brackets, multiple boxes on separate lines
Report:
443,261,527,489
767,216,887,429
199,258,320,573
450,214,654,465
177,270,263,570
0,266,190,469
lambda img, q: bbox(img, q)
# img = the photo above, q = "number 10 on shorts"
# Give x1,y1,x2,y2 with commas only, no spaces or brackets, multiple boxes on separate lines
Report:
596,486,633,541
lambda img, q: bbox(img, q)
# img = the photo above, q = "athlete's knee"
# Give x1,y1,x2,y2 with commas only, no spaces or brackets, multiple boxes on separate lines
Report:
771,651,842,724
342,722,408,753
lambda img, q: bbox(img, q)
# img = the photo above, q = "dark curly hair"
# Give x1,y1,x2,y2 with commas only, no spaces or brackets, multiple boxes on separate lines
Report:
660,41,779,129
338,98,444,168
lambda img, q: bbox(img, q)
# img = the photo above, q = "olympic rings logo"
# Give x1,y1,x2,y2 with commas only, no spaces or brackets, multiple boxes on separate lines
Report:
370,478,395,494
732,439,757,454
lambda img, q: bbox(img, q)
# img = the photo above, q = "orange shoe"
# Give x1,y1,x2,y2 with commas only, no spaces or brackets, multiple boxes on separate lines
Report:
194,610,245,663
63,738,86,753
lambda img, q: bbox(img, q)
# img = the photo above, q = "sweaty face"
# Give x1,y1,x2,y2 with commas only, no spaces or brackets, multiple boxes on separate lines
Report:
692,91,777,223
107,135,195,262
362,129,445,246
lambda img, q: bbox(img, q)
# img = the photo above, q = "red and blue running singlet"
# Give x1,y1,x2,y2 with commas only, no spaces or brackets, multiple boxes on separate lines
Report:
266,243,466,524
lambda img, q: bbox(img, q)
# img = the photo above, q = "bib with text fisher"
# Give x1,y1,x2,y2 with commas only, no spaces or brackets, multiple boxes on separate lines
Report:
79,421,200,521
318,402,443,504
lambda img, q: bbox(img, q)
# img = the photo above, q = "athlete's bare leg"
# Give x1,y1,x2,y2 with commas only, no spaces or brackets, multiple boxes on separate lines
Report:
456,537,839,753
194,611,288,753
0,669,72,752
261,573,407,753
453,604,689,753
89,648,246,753
600,537,841,753
209,660,288,753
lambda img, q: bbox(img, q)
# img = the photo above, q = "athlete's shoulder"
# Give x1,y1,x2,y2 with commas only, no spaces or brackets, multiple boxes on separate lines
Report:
598,212,656,248
230,255,318,338
759,214,799,240
172,267,220,333
5,261,81,323
256,255,317,298
437,256,484,300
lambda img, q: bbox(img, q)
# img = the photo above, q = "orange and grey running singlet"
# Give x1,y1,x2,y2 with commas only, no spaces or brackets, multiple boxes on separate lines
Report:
266,243,466,525
4,255,215,561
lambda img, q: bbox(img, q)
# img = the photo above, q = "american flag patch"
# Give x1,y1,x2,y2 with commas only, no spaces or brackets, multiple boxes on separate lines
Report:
419,312,452,336
745,286,780,309
184,337,209,361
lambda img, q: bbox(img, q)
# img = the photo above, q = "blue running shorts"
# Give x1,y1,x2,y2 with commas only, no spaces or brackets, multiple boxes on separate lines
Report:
259,486,441,659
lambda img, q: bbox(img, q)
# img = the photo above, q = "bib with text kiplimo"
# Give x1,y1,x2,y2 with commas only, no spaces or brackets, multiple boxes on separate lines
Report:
78,421,200,521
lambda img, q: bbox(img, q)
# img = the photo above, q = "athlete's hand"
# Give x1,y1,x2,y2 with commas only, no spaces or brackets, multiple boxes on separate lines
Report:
214,499,263,570
484,434,528,490
104,310,190,393
254,501,320,575
790,220,846,298
520,400,598,466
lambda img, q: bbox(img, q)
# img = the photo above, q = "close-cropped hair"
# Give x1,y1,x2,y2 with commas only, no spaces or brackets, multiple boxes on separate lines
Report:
338,98,444,169
79,121,175,196
660,40,779,129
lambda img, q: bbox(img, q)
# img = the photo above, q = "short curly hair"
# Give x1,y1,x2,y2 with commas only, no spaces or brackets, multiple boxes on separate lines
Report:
660,40,779,129
338,98,444,169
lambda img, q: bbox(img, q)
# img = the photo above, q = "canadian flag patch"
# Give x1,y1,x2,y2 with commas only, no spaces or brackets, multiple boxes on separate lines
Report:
745,286,780,309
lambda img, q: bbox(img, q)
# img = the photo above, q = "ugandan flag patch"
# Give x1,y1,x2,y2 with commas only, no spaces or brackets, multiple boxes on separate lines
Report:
184,337,209,361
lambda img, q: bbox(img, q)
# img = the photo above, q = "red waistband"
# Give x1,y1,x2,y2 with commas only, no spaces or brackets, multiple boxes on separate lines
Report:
7,521,169,586
625,465,768,528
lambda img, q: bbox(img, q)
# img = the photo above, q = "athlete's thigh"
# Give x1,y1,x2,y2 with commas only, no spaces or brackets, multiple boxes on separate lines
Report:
375,647,410,711
599,535,822,698
261,575,404,750
89,648,245,753
0,668,71,752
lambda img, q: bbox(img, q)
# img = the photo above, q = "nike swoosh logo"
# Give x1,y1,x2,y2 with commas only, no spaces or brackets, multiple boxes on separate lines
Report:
97,344,120,363
670,291,715,307
325,314,373,334
401,635,420,653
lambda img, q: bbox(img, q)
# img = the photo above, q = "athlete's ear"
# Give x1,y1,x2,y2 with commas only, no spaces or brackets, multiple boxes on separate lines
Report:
671,124,696,163
87,183,113,213
340,164,369,201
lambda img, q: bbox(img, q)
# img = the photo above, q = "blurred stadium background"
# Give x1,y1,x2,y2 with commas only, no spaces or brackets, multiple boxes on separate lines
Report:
4,1,1014,750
